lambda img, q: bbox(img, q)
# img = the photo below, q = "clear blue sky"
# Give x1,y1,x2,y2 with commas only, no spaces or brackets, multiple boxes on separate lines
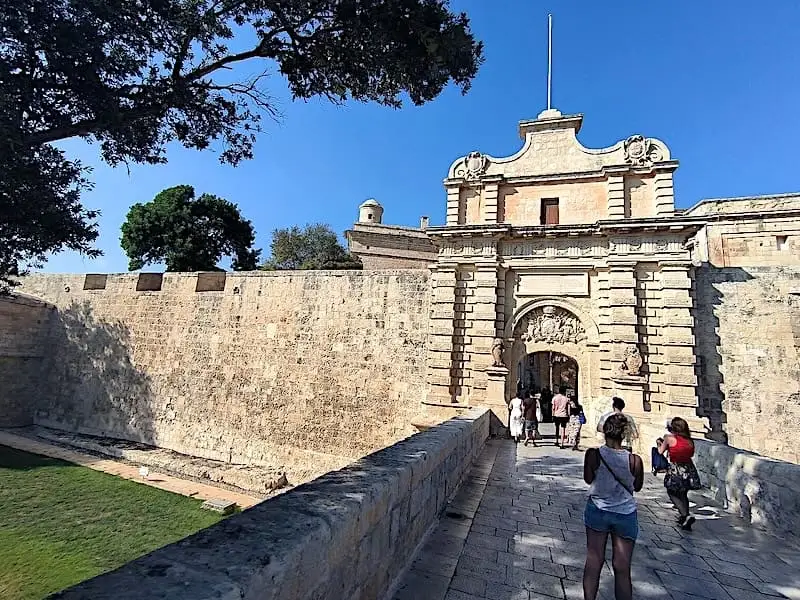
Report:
46,0,800,273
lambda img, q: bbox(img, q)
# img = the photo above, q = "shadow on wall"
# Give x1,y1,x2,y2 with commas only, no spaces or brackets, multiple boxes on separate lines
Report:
39,301,156,444
693,265,753,443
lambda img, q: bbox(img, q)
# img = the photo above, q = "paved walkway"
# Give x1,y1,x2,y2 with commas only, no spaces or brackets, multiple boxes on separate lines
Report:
0,430,262,508
393,427,800,600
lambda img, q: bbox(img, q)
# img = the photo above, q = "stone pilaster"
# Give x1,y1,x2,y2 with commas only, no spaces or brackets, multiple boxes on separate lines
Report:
654,172,675,216
426,265,458,404
463,264,501,403
603,263,645,410
445,185,460,226
654,262,698,411
481,177,503,224
607,176,626,219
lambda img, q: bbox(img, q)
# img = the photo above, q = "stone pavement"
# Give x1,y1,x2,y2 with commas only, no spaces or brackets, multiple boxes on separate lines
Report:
393,426,800,600
0,430,261,508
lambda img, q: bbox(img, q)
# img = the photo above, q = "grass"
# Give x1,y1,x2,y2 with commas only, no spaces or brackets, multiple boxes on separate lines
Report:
0,445,226,600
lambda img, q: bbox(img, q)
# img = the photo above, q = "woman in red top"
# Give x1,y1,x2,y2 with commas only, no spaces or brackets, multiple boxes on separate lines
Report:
658,417,701,531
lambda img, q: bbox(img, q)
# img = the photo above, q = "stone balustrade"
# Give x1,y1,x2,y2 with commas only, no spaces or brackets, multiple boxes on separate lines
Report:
694,439,800,536
50,408,490,600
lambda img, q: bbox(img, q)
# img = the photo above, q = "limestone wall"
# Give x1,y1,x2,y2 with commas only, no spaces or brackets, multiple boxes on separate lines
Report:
694,439,800,536
694,265,800,462
51,409,490,600
0,295,51,427
16,270,431,480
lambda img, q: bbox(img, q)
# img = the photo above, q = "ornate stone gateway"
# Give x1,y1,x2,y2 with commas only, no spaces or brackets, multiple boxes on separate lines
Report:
423,108,705,440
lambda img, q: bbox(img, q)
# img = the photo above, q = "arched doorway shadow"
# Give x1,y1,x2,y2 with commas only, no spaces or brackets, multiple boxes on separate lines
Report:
518,350,579,422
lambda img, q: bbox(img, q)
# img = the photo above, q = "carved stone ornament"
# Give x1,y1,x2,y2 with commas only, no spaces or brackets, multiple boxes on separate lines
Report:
491,338,505,367
618,345,644,377
519,306,587,345
623,135,664,166
455,151,488,181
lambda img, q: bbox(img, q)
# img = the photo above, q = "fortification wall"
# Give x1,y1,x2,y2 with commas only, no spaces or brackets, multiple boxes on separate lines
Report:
49,409,491,600
0,295,51,426
695,265,800,463
16,270,431,481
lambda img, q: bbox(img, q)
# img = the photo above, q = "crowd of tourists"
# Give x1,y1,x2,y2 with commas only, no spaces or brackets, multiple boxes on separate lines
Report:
508,386,586,450
508,393,703,600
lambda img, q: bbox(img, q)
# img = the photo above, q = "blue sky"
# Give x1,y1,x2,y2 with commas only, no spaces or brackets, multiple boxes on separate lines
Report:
46,0,800,273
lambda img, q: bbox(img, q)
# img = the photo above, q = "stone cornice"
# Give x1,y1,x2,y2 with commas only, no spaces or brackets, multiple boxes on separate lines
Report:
442,160,680,188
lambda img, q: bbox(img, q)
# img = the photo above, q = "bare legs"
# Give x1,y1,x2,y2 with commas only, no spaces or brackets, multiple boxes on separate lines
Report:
611,534,635,600
584,529,635,600
583,528,607,600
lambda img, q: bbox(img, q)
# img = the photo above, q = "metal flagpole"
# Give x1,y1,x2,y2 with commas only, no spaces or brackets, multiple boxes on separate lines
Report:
547,14,553,110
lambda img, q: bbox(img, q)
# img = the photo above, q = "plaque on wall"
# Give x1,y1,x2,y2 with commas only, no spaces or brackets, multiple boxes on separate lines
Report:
516,272,589,297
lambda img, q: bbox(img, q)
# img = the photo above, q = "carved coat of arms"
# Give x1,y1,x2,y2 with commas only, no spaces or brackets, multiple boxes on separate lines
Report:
462,151,488,180
623,135,663,166
520,306,586,345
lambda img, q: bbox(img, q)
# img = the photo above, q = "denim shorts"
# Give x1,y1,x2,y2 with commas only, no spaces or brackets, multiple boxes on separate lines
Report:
524,419,538,433
584,499,639,541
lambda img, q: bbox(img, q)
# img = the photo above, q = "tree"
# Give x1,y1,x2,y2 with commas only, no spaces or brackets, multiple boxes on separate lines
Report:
1,0,483,288
263,224,362,270
121,185,260,271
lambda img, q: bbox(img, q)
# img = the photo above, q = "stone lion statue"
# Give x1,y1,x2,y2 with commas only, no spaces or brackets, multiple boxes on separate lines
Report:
620,345,643,376
491,338,505,367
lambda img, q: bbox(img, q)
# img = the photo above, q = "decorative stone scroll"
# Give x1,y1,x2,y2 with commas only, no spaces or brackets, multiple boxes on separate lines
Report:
518,306,587,344
453,151,489,181
623,135,665,166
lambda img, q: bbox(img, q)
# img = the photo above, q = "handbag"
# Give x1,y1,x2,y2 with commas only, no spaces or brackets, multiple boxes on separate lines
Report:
664,461,702,492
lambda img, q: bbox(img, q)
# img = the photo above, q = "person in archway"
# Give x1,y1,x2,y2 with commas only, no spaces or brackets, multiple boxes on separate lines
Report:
566,395,585,451
523,391,539,447
583,413,644,600
552,386,570,448
508,392,525,444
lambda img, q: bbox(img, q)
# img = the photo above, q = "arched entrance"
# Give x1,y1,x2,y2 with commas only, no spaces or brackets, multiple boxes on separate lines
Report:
517,351,579,422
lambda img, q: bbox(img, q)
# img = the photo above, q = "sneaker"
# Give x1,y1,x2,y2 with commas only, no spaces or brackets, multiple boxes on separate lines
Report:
524,440,529,447
681,516,696,531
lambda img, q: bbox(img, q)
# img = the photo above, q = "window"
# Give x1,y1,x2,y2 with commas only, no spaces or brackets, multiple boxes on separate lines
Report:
777,235,788,251
540,198,559,225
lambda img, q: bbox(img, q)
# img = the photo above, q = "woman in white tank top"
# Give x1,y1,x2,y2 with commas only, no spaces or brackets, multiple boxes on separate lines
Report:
582,413,644,600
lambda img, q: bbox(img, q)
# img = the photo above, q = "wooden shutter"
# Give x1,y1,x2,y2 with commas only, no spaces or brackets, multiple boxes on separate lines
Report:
541,198,559,225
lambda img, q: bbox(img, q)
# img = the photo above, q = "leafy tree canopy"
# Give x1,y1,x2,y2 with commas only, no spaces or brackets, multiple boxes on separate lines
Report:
263,224,361,270
1,0,483,287
121,185,260,271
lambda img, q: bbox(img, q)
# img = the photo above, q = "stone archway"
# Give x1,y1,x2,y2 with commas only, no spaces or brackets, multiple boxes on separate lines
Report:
504,302,599,412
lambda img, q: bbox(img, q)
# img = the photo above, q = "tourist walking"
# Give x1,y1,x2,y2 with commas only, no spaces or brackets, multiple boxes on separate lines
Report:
659,417,701,531
566,398,585,451
509,393,525,443
597,397,639,451
523,393,539,447
583,414,644,600
552,386,570,448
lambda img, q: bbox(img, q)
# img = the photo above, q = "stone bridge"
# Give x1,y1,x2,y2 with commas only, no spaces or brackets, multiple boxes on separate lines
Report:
53,416,800,600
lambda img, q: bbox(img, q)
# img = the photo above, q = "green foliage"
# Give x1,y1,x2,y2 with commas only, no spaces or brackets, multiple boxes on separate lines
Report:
1,0,483,285
0,147,100,291
0,445,224,600
120,185,260,271
262,224,362,270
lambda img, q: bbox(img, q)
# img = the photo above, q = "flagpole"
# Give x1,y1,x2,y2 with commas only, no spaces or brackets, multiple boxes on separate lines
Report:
547,14,553,110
